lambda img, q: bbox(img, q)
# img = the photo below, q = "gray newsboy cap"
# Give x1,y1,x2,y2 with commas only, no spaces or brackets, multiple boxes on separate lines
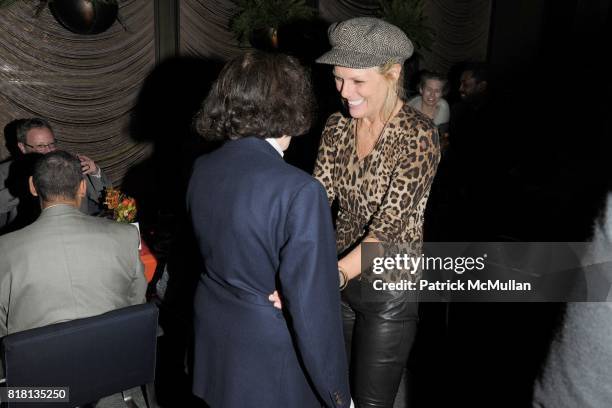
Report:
316,17,413,69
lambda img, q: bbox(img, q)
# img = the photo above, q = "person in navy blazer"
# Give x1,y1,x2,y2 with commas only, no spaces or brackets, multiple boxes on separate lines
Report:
187,51,351,407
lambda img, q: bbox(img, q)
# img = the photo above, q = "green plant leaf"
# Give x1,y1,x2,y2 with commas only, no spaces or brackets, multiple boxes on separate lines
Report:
378,0,436,52
0,0,20,8
230,0,316,45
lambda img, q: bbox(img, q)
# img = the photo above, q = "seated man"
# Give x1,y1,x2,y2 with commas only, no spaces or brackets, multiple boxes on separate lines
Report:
0,159,18,231
0,153,43,234
0,150,146,344
0,118,110,232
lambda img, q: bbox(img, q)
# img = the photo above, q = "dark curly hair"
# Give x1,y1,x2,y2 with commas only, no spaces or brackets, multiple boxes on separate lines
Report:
194,51,315,141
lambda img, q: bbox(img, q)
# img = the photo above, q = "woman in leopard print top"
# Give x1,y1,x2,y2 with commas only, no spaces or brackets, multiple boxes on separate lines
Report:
314,17,440,407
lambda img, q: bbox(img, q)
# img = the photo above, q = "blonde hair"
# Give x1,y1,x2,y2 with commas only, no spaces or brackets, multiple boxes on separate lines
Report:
378,61,405,122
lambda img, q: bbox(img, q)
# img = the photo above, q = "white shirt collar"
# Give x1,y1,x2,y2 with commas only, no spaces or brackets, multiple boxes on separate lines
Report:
265,138,284,157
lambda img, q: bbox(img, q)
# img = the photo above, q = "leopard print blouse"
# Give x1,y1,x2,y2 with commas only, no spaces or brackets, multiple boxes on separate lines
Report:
314,104,440,280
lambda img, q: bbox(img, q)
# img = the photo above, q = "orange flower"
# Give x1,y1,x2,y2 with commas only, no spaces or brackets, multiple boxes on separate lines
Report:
104,188,120,209
104,187,137,223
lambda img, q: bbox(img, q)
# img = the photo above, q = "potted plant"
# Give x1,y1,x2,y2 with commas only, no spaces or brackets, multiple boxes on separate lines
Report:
377,0,435,53
377,0,436,93
230,0,316,49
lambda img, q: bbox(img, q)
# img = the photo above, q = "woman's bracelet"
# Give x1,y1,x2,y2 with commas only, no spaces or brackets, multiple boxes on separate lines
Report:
338,267,349,291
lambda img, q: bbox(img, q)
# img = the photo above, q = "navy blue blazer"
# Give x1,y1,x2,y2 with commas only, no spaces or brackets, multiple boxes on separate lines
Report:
187,137,350,408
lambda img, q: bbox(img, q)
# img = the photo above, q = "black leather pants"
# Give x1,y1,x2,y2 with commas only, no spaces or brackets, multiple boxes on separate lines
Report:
342,279,419,408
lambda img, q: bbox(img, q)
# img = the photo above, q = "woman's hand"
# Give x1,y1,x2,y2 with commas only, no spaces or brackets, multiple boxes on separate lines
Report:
338,235,382,281
269,290,282,309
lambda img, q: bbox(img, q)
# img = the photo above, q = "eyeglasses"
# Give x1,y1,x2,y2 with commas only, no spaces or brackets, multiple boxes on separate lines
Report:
24,142,57,151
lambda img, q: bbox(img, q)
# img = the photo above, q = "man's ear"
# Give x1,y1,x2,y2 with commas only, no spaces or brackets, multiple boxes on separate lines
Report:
78,179,86,198
477,80,488,93
28,176,38,197
18,142,27,154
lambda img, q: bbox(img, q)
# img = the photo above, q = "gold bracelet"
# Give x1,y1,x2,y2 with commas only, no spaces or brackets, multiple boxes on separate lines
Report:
338,267,349,291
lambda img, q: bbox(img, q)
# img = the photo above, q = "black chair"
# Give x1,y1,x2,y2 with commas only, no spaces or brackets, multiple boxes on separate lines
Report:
1,303,158,408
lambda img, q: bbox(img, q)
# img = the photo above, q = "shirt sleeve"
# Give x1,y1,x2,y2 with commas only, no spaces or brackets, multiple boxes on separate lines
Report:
87,167,112,198
313,114,342,206
369,125,440,242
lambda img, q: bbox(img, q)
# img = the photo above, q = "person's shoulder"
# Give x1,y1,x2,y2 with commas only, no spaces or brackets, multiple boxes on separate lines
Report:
78,213,137,236
193,147,219,167
407,95,421,107
0,159,13,180
390,104,439,154
327,111,344,121
0,226,19,248
0,216,42,250
94,216,136,233
191,154,207,175
0,159,12,170
435,98,451,125
86,217,140,250
191,143,235,178
322,112,352,147
288,174,328,203
324,111,347,129
277,158,317,184
397,103,436,133
266,156,322,194
438,98,450,111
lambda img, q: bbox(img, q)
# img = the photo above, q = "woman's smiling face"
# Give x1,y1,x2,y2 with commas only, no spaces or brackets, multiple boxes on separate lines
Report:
420,78,444,108
333,66,390,120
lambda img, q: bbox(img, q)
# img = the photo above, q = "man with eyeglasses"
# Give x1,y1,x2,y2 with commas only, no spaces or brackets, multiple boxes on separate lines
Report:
1,118,111,232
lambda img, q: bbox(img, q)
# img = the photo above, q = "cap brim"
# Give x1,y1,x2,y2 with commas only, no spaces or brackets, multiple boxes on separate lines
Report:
315,48,393,69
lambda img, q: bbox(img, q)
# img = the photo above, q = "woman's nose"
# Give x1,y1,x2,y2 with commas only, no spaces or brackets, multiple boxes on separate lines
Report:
340,82,352,99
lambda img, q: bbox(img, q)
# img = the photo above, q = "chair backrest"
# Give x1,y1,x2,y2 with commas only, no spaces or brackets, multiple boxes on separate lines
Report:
1,303,158,408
